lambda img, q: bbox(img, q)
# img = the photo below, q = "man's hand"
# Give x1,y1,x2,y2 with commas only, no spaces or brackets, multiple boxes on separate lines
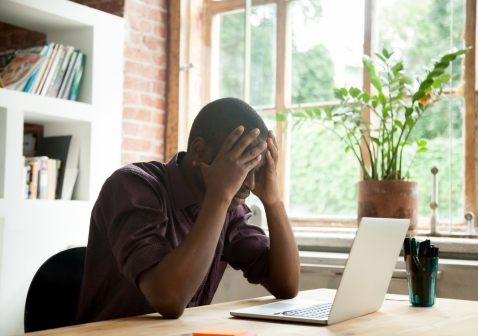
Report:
252,130,281,206
195,126,267,203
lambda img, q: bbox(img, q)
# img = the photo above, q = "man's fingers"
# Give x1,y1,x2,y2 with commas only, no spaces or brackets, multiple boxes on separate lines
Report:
239,140,267,164
245,153,263,170
268,137,279,163
218,125,245,155
231,128,261,156
269,130,278,148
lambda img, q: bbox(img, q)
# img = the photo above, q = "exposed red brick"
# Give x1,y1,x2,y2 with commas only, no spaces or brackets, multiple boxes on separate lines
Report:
0,22,46,52
123,137,153,152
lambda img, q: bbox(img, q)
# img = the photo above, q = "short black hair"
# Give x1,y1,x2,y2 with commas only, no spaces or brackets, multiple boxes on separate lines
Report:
187,97,268,151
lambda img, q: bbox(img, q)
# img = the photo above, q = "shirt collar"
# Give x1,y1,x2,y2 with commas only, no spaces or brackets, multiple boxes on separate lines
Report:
166,152,199,210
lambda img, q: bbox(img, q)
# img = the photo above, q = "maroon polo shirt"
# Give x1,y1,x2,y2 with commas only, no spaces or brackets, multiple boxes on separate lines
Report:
75,152,270,323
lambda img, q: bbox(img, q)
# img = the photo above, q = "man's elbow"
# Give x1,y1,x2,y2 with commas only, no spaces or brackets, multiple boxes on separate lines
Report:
273,286,299,300
153,300,186,319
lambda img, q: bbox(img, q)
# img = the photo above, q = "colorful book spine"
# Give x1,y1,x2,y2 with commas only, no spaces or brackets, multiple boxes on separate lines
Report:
69,52,86,101
36,43,59,94
28,42,54,94
48,45,74,98
58,50,78,99
41,44,65,96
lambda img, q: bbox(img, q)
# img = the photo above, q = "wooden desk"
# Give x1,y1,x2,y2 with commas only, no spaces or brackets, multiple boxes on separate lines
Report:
24,289,478,335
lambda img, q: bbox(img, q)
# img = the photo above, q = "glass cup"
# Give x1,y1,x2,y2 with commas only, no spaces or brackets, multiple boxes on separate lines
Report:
405,255,439,307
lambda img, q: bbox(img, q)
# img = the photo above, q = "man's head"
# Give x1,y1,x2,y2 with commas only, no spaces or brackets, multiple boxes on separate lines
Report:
187,97,268,152
186,97,269,209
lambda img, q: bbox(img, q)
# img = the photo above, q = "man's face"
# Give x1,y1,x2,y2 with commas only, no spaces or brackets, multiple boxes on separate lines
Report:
228,136,267,211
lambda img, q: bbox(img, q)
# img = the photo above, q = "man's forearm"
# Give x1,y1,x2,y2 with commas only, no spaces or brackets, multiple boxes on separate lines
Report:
262,201,300,298
139,193,230,317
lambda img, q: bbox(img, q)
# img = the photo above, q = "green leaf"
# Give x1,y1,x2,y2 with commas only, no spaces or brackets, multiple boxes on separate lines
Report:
394,120,404,129
361,91,370,103
382,106,391,118
276,112,287,122
334,87,347,100
363,56,382,91
391,62,403,75
382,48,391,59
417,147,428,153
349,87,361,98
371,99,378,109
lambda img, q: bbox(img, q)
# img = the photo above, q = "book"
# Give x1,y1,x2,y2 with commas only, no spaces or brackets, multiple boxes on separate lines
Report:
1,47,45,91
68,52,86,101
62,51,82,100
37,156,50,199
40,44,64,96
35,43,59,94
23,45,50,93
47,159,59,200
28,43,54,94
58,50,78,99
26,158,39,199
47,45,74,97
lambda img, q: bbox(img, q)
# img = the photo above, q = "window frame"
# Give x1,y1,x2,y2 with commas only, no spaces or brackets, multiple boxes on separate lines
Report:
170,0,477,233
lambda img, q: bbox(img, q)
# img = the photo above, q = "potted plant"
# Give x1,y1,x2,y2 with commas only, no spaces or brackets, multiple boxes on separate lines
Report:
280,48,467,231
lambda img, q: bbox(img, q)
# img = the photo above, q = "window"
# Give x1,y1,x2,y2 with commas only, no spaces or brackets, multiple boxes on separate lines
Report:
201,0,475,234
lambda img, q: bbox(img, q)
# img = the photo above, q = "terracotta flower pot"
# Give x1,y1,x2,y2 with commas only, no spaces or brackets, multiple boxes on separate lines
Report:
357,180,418,232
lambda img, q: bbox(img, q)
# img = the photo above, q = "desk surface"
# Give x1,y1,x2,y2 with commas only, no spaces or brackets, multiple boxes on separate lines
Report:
24,289,478,335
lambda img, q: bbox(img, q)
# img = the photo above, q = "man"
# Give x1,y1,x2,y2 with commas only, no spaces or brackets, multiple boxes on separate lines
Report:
76,97,300,322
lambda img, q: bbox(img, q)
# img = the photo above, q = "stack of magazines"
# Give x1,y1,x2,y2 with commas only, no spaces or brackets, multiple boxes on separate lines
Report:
0,42,86,101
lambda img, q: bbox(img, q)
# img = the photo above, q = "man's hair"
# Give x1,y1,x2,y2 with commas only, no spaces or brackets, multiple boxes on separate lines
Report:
187,97,268,151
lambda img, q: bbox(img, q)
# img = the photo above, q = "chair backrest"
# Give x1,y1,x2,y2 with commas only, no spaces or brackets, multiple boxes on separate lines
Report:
24,246,86,332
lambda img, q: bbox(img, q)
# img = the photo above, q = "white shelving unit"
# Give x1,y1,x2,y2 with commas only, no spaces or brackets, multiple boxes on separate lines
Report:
0,1,124,334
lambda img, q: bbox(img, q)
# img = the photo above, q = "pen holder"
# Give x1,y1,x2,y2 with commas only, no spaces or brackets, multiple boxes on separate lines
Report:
405,255,439,307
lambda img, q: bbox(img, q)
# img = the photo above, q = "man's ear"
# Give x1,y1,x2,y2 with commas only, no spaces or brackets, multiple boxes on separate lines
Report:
189,137,214,164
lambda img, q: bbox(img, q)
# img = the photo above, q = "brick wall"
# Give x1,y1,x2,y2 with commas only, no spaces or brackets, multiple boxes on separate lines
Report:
0,23,45,52
72,0,125,17
73,0,169,164
1,0,169,165
121,0,168,164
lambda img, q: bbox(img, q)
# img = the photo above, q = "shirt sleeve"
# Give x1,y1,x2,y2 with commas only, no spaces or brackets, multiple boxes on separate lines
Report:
95,165,173,286
223,204,270,284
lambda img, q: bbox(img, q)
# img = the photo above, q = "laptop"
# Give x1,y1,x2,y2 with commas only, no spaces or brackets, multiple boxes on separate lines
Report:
230,217,409,325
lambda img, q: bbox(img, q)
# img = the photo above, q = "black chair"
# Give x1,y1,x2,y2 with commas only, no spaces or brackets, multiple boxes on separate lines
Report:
24,246,86,332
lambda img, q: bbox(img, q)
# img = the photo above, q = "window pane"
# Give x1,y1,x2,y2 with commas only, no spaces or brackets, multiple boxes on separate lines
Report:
212,5,276,108
289,0,364,105
214,10,245,100
376,0,466,230
375,0,465,88
289,123,359,217
404,98,464,229
250,5,276,108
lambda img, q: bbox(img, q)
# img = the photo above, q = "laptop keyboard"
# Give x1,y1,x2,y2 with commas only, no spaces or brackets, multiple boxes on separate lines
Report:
277,302,332,320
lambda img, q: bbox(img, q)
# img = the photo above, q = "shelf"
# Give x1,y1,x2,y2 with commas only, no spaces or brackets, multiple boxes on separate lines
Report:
0,89,94,123
0,0,110,31
0,1,123,333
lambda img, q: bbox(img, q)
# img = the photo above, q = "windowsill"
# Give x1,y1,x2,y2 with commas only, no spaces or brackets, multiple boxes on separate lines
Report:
292,226,478,259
